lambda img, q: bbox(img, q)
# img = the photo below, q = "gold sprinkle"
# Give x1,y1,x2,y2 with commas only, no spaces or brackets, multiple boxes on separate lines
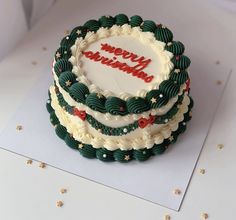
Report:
64,30,70,35
26,159,33,165
215,60,220,65
169,136,174,142
216,80,222,85
42,47,47,51
31,61,37,65
56,200,64,207
60,188,67,194
65,80,72,87
199,168,206,174
201,213,209,219
78,144,83,149
173,188,181,195
39,162,46,168
55,52,61,58
16,125,23,131
124,155,130,161
189,111,193,117
217,144,224,149
164,214,171,220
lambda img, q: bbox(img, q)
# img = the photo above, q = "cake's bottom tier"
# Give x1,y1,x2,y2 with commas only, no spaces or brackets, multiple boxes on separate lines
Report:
46,94,193,162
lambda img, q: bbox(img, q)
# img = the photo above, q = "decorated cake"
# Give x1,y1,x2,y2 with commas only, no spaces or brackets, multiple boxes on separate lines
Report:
46,14,193,162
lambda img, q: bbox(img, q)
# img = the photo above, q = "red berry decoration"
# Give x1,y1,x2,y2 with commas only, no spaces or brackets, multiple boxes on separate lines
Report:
73,108,86,121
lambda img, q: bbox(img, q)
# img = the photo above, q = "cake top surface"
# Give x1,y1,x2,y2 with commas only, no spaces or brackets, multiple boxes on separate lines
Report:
53,14,191,116
76,25,173,97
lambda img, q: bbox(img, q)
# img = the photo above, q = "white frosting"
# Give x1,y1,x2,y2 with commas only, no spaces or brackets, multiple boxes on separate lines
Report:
70,25,174,98
50,86,190,150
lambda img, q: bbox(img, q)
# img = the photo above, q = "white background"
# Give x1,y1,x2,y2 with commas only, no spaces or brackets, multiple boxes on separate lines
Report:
0,0,236,219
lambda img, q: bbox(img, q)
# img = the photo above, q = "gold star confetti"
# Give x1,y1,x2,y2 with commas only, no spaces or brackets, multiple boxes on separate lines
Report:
42,47,47,51
201,213,209,219
56,200,64,207
169,136,174,142
164,214,171,220
189,111,192,117
78,144,83,149
216,80,222,85
76,30,81,35
64,29,70,35
16,125,23,131
31,61,37,65
150,97,157,104
39,162,46,168
199,168,206,174
217,144,224,149
173,188,181,195
97,93,103,99
55,52,61,58
124,155,130,161
174,69,180,73
65,80,72,87
26,159,33,165
60,188,67,194
215,60,220,65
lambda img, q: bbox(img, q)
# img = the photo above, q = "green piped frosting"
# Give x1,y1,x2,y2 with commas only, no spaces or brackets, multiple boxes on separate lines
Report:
79,144,96,158
60,35,75,49
83,19,100,32
99,15,115,28
115,14,129,26
96,148,114,161
133,149,152,161
142,20,157,33
159,80,180,98
146,90,168,108
152,142,167,155
69,82,89,103
46,100,54,113
165,41,185,55
54,59,73,76
155,25,173,43
127,97,150,114
105,97,128,116
130,15,143,27
55,124,67,139
55,47,71,61
114,149,133,162
171,55,191,70
58,71,76,90
50,112,59,126
169,70,189,85
70,26,87,39
86,93,106,113
64,134,78,149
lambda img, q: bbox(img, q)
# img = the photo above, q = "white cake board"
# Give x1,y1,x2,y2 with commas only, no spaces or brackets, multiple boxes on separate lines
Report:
0,0,232,211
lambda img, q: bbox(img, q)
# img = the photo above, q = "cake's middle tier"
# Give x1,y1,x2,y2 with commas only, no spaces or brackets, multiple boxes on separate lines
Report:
49,85,190,151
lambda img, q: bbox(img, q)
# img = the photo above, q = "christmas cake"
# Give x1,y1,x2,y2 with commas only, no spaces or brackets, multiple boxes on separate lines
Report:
46,14,193,162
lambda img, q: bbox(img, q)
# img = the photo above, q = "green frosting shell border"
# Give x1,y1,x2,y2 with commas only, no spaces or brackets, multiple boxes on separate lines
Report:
53,14,191,116
47,95,193,162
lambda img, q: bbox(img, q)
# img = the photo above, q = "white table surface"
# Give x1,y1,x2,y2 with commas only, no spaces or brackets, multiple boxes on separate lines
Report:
0,0,236,219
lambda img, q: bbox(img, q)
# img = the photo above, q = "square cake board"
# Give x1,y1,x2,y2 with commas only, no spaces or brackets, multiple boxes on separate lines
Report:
0,0,232,211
